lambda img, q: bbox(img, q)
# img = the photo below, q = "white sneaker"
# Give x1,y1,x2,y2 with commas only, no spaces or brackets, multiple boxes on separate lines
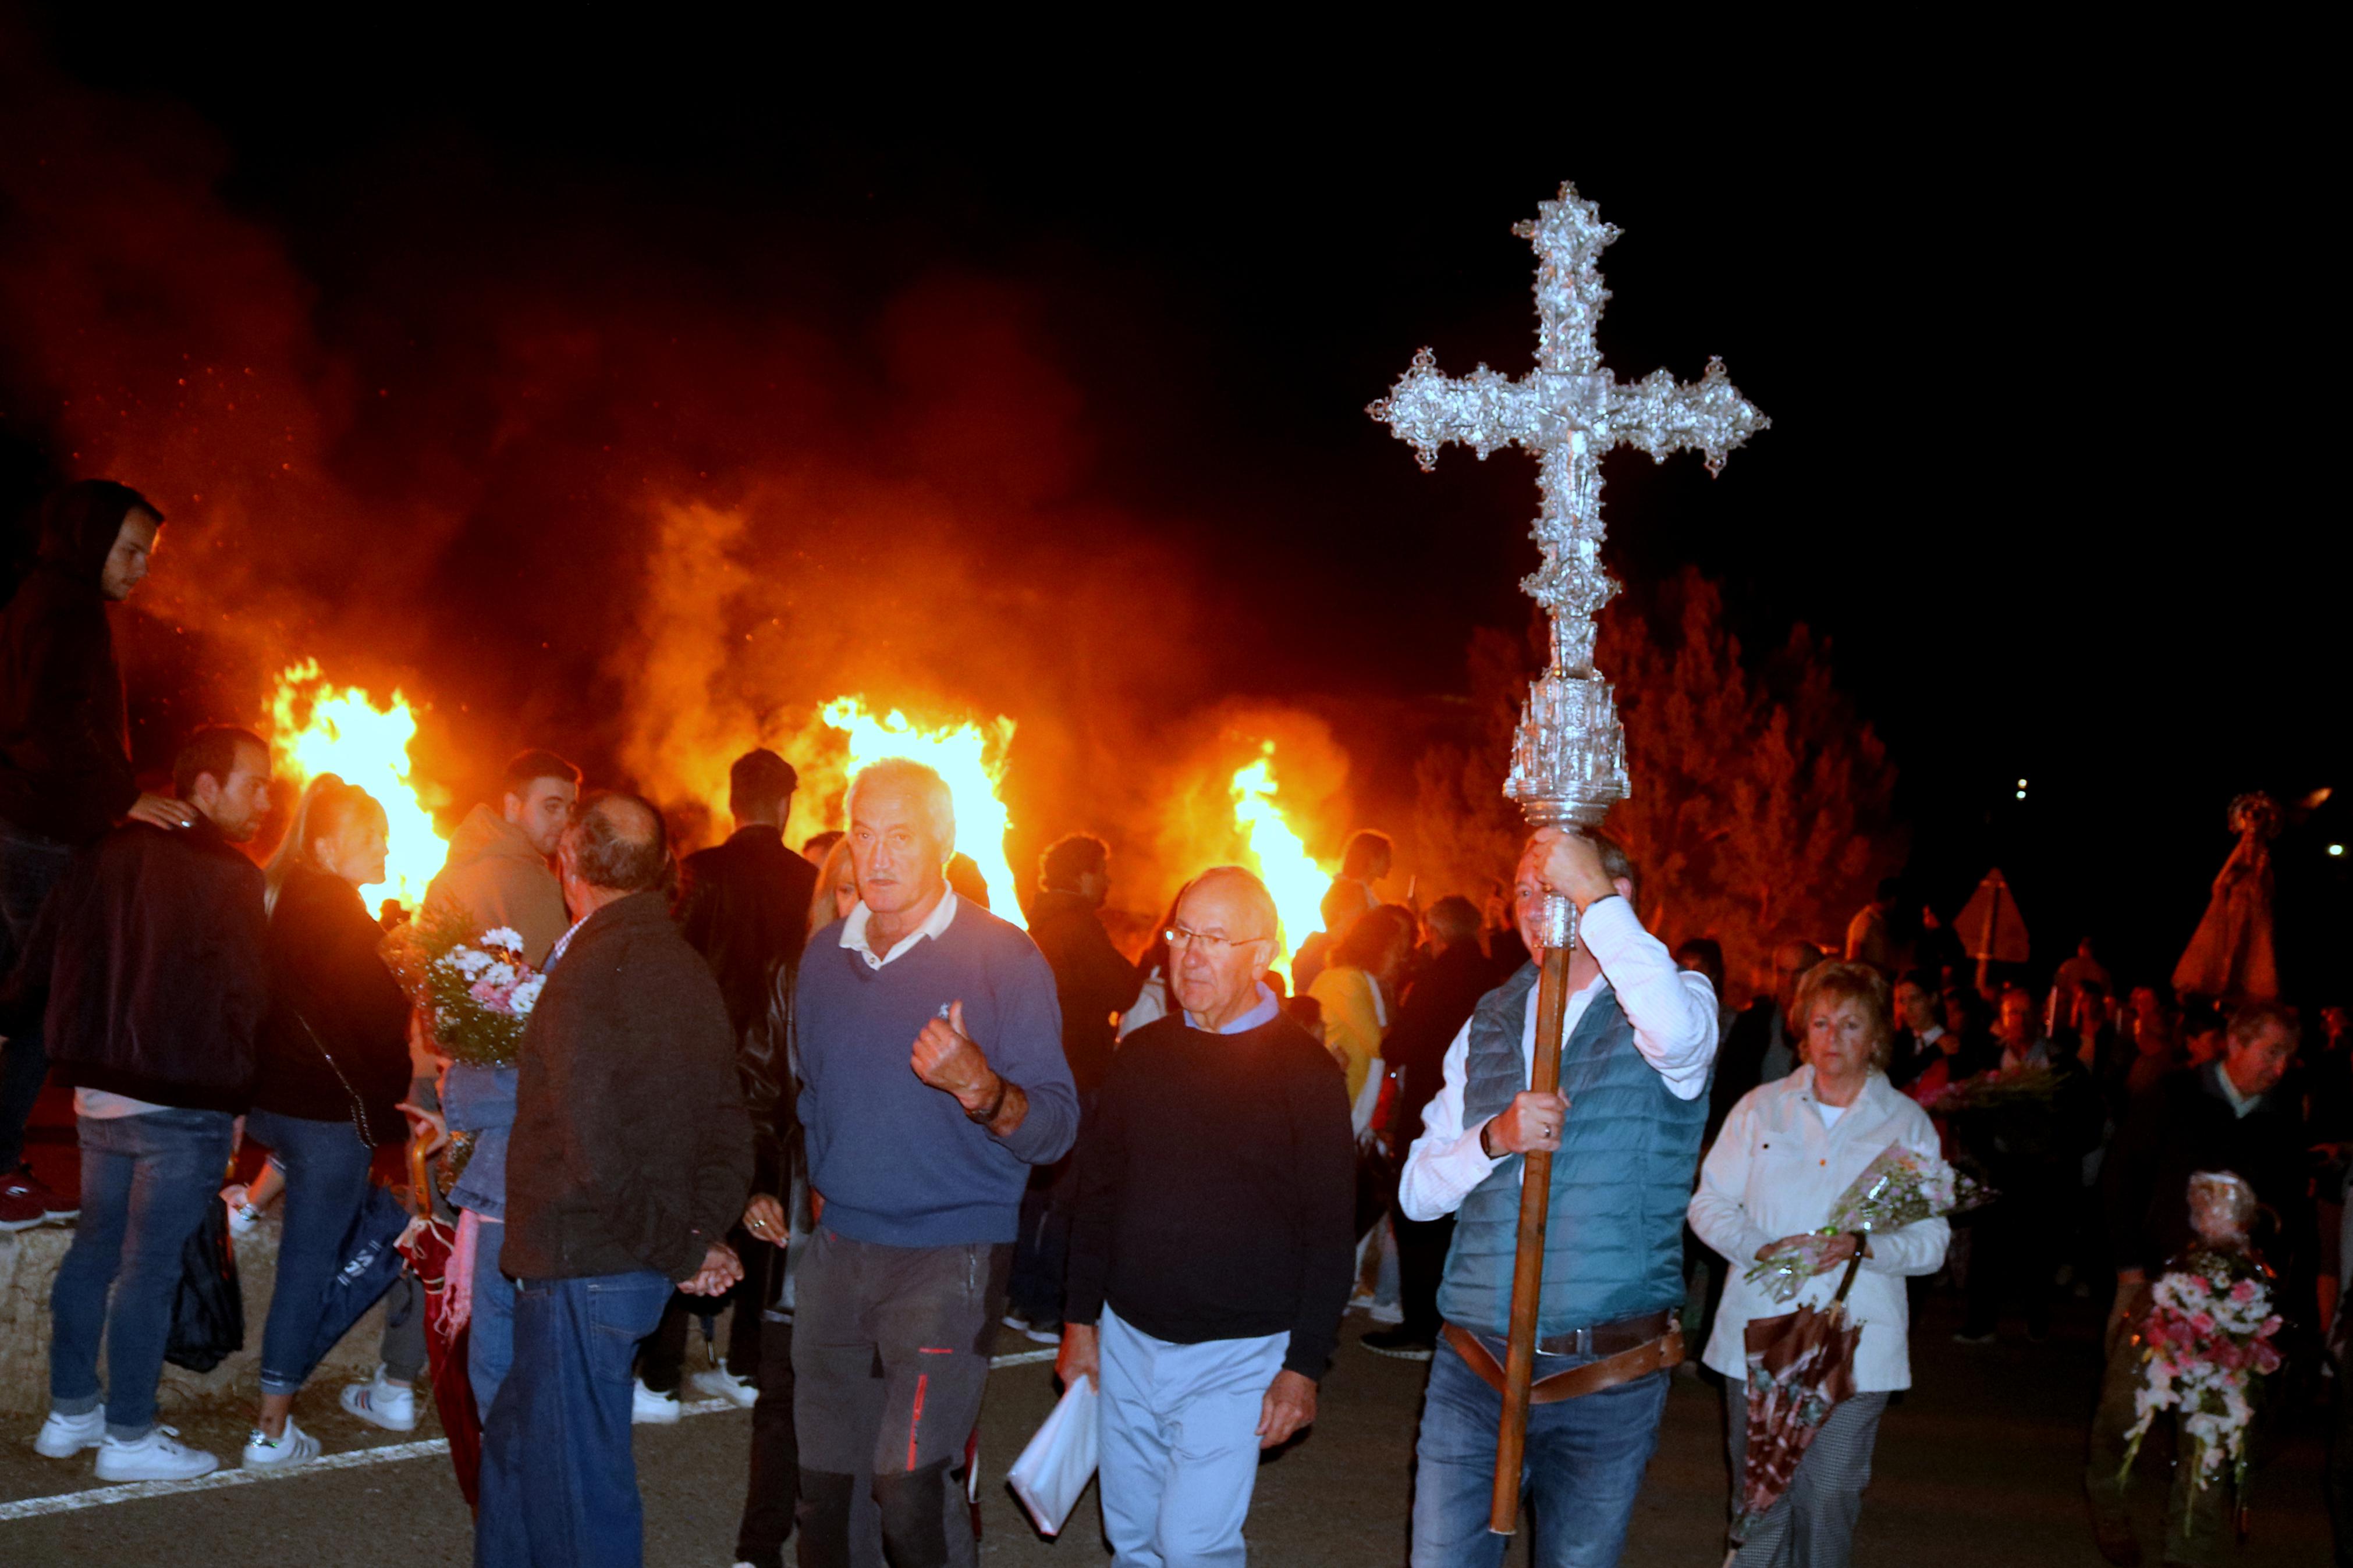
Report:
242,1418,323,1469
32,1406,104,1458
340,1366,418,1432
631,1378,682,1424
1365,1299,1406,1326
690,1367,758,1409
95,1427,220,1482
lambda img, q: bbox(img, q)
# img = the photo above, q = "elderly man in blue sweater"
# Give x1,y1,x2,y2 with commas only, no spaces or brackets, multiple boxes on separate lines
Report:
792,758,1077,1568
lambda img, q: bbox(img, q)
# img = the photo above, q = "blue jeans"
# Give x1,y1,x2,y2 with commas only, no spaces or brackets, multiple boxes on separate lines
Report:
1409,1335,1670,1568
475,1270,673,1568
49,1109,236,1439
469,1213,517,1418
0,817,73,1171
246,1108,375,1396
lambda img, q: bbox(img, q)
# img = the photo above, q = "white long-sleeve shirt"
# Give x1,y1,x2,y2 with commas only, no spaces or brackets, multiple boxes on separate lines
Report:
1688,1065,1949,1392
1397,897,1719,1224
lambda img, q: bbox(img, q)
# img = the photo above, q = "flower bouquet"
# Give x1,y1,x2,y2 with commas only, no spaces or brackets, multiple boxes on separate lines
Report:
382,909,545,1071
2119,1172,2284,1507
1744,1143,1991,1304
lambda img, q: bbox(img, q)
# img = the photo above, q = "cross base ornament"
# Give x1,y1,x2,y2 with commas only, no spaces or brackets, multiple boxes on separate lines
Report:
1369,182,1768,835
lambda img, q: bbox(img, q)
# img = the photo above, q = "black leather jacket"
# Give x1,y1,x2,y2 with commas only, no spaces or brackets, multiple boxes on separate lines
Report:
675,824,818,1039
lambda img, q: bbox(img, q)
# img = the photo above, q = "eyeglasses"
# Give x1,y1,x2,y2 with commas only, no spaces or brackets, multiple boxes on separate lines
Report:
1163,925,1269,954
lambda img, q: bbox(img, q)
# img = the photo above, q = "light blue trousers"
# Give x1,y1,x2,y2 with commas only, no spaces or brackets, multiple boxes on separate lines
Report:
1098,1304,1290,1568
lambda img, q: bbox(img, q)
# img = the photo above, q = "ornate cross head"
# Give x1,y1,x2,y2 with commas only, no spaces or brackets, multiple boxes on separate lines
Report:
1370,183,1768,827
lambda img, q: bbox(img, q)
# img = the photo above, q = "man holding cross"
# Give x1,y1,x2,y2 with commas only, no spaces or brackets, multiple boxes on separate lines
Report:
1397,827,1719,1567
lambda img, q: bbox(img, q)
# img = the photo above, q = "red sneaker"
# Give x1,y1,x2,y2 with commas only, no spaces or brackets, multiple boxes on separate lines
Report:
0,1165,75,1226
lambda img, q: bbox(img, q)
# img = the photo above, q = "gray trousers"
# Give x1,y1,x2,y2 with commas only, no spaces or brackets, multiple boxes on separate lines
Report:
792,1229,1007,1568
1724,1386,1889,1568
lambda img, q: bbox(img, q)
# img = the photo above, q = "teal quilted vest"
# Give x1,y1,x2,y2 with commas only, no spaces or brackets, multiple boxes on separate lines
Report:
1436,962,1705,1337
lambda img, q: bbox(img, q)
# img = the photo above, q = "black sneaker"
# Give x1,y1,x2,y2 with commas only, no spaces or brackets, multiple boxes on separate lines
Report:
1361,1326,1436,1361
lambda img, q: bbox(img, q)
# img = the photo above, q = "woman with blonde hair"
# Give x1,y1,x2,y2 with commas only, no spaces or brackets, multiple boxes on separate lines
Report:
807,834,857,943
240,775,414,1467
1690,959,1950,1566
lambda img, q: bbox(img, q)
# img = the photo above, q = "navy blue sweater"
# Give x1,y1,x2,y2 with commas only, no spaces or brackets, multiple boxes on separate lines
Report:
796,899,1077,1247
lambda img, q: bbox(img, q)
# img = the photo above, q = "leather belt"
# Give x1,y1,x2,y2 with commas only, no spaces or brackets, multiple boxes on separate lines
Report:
1442,1313,1684,1405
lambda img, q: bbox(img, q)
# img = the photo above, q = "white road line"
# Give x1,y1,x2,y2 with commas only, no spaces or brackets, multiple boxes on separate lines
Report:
0,1398,738,1523
5,1356,1056,1524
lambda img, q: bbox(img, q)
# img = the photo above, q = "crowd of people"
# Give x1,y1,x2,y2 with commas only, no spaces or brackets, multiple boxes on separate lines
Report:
0,475,2342,1568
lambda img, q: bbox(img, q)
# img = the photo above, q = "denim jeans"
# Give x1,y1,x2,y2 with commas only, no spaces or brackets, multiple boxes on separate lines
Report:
0,817,73,1171
49,1108,236,1439
475,1270,673,1568
1408,1334,1671,1568
246,1108,375,1396
469,1213,517,1420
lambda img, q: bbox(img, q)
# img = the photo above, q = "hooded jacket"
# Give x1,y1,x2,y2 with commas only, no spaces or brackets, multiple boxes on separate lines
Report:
0,482,148,844
421,802,568,965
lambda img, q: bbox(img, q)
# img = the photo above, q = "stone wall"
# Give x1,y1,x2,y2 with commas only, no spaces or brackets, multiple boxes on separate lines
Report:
0,1220,389,1418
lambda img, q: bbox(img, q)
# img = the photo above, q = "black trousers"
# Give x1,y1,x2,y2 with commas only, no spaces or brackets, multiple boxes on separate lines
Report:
1961,1182,2059,1337
735,1312,800,1568
1393,1211,1454,1339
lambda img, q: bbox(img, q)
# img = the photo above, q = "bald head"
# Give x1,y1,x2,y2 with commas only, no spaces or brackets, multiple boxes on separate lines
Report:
565,790,669,894
1170,866,1280,1030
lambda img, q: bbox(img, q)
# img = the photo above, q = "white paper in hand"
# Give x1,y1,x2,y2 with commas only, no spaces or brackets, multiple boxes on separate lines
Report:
1006,1375,1100,1537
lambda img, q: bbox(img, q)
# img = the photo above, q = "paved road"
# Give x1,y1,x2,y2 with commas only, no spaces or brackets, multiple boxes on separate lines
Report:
1,1292,2334,1566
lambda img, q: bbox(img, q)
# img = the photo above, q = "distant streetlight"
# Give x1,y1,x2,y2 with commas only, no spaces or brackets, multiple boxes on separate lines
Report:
2332,843,2346,858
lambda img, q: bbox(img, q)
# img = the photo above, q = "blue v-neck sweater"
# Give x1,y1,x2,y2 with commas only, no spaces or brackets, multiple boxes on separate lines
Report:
795,902,1077,1247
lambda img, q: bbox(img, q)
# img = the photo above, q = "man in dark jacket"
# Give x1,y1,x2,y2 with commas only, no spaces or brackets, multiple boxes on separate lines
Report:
1006,833,1142,1339
1362,894,1493,1359
1706,938,1823,1147
2085,1000,2306,1563
640,748,817,1418
676,748,819,1033
476,791,754,1568
0,481,198,1228
26,726,271,1482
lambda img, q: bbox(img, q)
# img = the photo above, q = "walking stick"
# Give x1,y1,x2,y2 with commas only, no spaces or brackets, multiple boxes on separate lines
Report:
1490,888,1578,1535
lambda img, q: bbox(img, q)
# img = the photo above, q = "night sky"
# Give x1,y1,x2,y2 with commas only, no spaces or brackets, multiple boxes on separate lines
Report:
1,22,2341,994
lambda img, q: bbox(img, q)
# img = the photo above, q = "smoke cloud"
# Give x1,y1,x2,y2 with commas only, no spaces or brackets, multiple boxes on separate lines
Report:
0,44,1411,931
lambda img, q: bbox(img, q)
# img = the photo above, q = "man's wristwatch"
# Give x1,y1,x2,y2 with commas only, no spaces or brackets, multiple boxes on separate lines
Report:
967,1073,1010,1126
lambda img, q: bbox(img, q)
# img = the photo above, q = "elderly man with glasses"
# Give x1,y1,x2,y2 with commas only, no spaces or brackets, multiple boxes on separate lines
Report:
1058,865,1355,1567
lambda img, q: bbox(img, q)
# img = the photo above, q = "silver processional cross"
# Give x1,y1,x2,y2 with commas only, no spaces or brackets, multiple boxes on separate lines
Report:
1369,182,1769,835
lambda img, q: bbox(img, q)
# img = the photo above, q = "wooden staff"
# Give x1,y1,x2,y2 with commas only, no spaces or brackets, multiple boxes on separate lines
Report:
1490,895,1578,1535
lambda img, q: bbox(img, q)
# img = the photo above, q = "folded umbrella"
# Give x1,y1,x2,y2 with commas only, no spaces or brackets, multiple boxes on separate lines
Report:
1733,1250,1865,1544
398,1142,483,1507
297,1182,412,1378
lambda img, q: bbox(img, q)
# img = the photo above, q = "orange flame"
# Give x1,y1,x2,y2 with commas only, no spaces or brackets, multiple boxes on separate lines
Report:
1231,741,1332,983
267,660,449,916
821,696,1024,930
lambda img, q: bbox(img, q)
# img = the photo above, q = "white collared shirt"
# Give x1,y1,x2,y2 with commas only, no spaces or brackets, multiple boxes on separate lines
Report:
840,890,961,970
1397,896,1720,1222
1688,1065,1950,1392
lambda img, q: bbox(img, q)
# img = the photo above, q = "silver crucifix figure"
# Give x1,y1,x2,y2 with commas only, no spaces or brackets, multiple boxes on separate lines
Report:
1369,181,1768,946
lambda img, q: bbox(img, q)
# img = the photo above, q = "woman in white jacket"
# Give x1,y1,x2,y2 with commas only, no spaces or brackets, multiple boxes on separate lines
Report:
1690,961,1949,1568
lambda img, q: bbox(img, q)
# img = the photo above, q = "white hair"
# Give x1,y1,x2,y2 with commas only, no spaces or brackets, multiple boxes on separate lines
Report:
845,758,956,852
